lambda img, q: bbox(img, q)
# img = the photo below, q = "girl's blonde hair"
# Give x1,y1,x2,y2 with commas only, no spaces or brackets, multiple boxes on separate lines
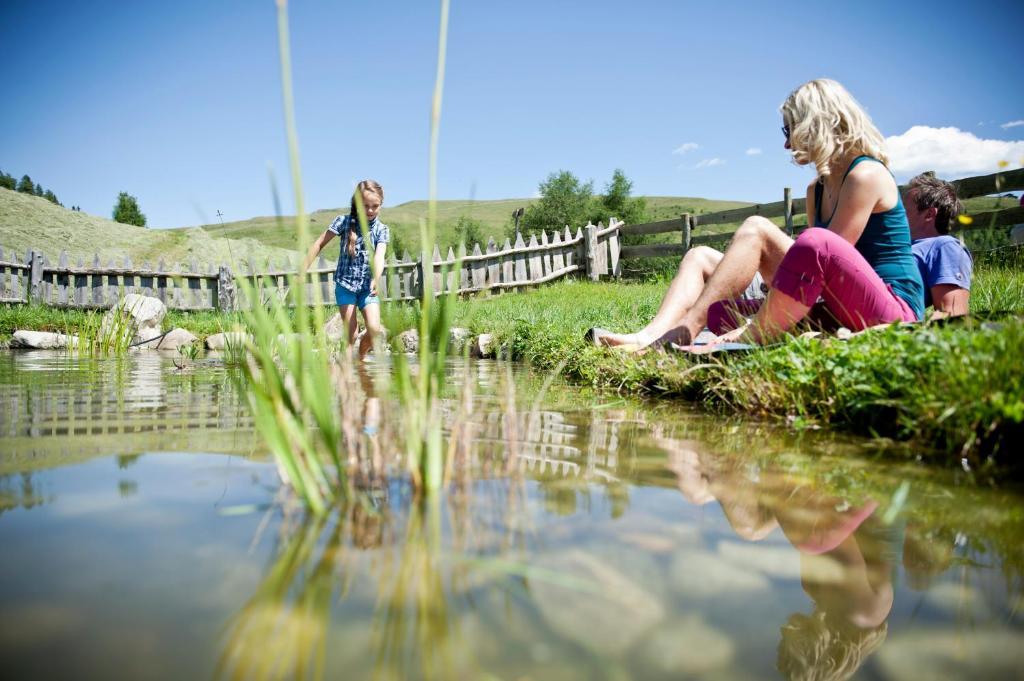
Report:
347,179,384,257
781,79,888,178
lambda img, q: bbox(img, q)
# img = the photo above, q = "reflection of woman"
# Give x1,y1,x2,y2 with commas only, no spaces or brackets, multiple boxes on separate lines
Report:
664,445,894,681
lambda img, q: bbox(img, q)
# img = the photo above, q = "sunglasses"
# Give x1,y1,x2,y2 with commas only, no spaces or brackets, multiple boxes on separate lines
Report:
781,124,791,141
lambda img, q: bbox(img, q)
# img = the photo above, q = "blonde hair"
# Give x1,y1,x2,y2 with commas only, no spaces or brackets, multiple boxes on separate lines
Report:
347,179,384,257
781,79,888,178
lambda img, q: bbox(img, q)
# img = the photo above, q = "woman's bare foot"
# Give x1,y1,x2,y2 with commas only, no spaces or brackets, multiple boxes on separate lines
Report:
595,330,654,349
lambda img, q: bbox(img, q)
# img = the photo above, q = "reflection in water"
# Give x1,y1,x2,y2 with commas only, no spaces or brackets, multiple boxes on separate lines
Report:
1,352,1023,680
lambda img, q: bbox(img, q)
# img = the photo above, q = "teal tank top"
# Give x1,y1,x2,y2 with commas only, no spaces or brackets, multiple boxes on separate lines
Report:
814,156,924,320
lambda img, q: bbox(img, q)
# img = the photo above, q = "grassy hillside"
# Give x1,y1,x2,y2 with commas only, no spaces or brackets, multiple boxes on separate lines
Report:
191,195,756,260
0,188,297,267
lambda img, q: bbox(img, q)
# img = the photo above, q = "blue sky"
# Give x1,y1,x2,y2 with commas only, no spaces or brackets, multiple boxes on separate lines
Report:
2,0,1023,228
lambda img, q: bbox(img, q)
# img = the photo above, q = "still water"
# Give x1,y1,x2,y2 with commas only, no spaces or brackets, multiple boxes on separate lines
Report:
0,350,1022,680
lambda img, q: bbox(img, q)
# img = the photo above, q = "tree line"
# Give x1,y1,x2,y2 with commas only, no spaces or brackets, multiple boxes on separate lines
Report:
1,167,147,226
0,169,62,207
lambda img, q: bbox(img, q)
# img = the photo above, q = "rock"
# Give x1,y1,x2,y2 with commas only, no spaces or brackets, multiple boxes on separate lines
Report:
716,541,801,580
471,333,494,358
397,329,418,354
531,549,664,656
324,313,347,343
101,294,166,347
10,330,79,349
877,628,1024,680
669,550,771,599
206,331,251,350
638,617,735,676
448,327,471,352
156,328,198,351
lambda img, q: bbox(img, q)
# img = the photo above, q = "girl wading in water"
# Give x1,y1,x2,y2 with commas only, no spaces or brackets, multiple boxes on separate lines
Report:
304,180,390,359
595,79,923,351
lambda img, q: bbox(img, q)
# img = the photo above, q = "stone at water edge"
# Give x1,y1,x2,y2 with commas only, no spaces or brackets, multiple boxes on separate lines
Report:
11,330,79,349
156,328,198,352
397,329,419,354
448,327,471,352
205,331,251,350
471,333,494,358
100,294,167,346
324,313,346,343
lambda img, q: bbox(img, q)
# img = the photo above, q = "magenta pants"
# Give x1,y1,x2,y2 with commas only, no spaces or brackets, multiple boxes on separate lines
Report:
708,228,916,334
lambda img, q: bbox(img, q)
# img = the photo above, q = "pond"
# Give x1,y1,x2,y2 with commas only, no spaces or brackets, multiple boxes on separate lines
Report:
1,350,1022,680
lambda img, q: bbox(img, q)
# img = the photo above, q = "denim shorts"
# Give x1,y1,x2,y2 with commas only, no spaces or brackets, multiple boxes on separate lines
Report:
335,283,379,310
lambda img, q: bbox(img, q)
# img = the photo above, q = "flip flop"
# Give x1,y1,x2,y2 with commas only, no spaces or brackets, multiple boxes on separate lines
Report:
583,327,613,347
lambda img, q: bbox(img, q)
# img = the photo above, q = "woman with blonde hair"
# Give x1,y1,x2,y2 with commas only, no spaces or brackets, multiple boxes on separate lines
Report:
595,79,923,349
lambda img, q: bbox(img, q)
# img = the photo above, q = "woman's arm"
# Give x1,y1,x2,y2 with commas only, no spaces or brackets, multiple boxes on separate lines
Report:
302,229,335,270
826,163,895,245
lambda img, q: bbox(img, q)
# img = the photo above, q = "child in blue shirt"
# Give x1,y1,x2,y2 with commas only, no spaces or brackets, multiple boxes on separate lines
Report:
304,180,390,357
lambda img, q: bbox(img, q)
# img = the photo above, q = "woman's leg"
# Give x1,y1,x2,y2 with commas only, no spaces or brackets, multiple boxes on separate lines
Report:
338,304,359,345
743,227,916,344
359,302,382,358
600,246,724,347
661,216,794,346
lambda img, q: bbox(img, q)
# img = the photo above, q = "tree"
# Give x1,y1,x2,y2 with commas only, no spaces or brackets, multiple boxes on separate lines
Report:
113,191,147,226
34,182,44,197
519,170,595,238
593,169,647,226
43,189,60,205
16,175,35,194
0,171,15,190
452,215,485,249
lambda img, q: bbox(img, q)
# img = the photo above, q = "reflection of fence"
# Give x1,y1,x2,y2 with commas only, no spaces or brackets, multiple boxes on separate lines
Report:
0,220,623,311
619,167,1024,262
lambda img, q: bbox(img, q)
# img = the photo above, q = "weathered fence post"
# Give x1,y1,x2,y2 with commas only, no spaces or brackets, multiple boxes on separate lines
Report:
681,213,692,253
784,187,794,235
28,250,44,304
217,265,236,311
583,223,599,281
415,255,425,299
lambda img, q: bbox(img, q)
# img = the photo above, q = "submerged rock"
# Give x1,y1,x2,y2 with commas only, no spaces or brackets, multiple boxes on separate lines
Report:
101,293,166,347
10,330,79,349
324,313,347,343
531,548,664,655
638,616,735,676
206,331,251,350
157,328,198,352
876,628,1024,680
669,550,771,598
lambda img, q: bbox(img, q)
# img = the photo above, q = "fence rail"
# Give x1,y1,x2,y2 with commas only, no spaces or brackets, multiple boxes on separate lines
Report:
619,167,1024,261
0,220,623,311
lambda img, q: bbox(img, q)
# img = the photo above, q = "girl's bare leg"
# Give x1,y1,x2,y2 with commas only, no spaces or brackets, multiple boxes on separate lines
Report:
359,303,382,358
339,304,359,348
661,216,794,346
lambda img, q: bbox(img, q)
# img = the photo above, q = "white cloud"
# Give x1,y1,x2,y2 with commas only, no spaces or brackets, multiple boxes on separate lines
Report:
673,142,699,155
745,147,762,156
694,157,726,169
1001,120,1024,129
885,125,1024,175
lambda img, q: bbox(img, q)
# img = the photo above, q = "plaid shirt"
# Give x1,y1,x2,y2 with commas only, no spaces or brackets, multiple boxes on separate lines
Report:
328,214,390,292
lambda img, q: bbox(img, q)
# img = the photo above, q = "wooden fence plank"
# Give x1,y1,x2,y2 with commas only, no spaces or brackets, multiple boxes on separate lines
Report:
459,243,470,290
501,238,513,284
486,238,499,286
401,252,412,299
540,231,552,275
513,234,527,283
527,234,542,281
551,230,565,272
56,251,69,305
446,246,457,293
470,243,486,289
432,244,443,293
608,220,621,277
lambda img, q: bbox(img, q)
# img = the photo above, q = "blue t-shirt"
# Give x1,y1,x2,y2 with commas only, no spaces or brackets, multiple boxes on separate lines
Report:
911,235,973,309
328,215,390,292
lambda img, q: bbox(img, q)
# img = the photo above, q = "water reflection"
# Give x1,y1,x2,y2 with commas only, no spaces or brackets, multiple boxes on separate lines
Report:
1,352,1022,679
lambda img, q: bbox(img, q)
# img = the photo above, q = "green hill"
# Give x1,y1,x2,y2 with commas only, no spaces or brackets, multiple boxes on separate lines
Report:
189,195,756,261
0,187,297,268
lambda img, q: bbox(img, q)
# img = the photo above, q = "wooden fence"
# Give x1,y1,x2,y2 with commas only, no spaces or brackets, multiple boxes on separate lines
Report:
0,221,623,311
618,167,1024,260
